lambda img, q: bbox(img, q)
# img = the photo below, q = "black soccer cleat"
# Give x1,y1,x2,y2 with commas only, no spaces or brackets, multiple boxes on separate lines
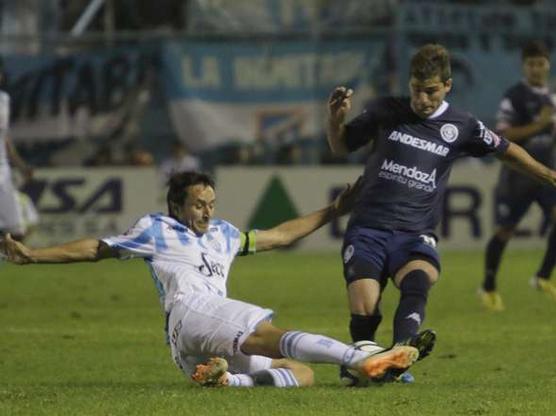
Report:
404,329,436,361
379,329,437,383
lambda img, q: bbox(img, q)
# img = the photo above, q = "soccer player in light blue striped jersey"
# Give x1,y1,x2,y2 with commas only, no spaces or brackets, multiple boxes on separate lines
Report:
1,171,424,388
0,57,34,239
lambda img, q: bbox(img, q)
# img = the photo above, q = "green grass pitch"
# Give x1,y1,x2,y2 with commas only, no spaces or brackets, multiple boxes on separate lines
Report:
1,250,555,415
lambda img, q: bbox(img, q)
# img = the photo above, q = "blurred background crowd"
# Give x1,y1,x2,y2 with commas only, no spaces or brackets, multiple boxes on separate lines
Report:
1,0,554,178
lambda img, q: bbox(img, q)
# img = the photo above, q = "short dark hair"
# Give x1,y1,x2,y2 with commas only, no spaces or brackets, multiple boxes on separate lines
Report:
410,44,451,82
522,40,550,61
166,171,215,218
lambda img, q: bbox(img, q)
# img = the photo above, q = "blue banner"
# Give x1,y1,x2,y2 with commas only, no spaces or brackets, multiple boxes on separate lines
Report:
162,38,391,151
5,47,157,143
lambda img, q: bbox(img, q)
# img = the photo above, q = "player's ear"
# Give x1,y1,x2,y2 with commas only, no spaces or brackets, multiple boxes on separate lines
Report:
444,78,453,93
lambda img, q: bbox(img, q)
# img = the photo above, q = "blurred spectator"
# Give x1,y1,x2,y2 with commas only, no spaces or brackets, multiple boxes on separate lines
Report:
159,141,201,179
277,142,303,165
129,147,154,166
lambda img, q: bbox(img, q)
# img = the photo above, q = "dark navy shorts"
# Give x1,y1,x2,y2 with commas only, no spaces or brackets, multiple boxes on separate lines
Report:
495,185,556,227
341,226,441,285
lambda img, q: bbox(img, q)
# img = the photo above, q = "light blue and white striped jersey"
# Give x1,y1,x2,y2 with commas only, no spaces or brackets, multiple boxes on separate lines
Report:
0,91,11,177
102,213,250,314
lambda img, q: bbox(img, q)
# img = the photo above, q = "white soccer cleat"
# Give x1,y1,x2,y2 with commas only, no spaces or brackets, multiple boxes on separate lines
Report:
191,357,229,387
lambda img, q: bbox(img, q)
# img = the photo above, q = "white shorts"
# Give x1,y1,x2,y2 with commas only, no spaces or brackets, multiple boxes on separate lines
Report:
168,292,274,376
0,175,24,235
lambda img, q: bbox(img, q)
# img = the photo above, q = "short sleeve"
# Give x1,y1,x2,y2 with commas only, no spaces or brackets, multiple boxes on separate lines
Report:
463,118,510,158
0,92,10,131
344,98,386,152
101,215,160,260
214,220,243,258
495,96,516,131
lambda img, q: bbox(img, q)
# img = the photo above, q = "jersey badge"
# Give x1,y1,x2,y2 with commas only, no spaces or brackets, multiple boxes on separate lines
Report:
440,123,459,143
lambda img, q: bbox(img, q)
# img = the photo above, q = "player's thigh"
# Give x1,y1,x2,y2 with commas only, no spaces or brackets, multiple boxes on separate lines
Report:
342,228,390,314
388,233,440,287
241,321,285,358
168,293,274,358
537,188,556,223
394,259,439,287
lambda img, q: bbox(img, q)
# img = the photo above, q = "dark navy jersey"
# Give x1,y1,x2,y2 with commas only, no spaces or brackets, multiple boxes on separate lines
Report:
495,81,555,193
345,96,509,234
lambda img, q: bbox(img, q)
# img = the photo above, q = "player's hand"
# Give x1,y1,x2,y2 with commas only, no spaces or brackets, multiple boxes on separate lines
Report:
333,176,363,216
549,169,556,188
537,105,555,128
0,233,33,264
328,86,353,125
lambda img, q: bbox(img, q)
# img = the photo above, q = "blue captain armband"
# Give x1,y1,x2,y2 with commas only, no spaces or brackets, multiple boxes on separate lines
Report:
238,230,257,256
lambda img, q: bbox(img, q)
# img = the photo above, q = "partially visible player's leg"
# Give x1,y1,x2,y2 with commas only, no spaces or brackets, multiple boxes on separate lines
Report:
341,227,390,342
347,278,382,342
241,321,419,382
392,259,439,344
481,192,532,309
483,226,514,292
479,226,514,311
192,353,313,388
248,358,313,387
531,205,556,299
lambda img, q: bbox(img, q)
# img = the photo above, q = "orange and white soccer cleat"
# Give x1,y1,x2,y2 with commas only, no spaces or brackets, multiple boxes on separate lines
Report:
191,357,229,387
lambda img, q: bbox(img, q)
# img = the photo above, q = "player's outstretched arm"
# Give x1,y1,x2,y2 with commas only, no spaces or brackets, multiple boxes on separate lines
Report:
254,177,362,252
6,136,33,182
497,142,556,186
327,86,353,156
500,105,554,143
0,234,117,265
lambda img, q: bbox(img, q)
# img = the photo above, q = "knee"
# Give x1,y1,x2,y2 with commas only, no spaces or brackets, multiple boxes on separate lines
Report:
241,322,285,358
296,365,314,387
348,279,381,315
495,227,514,242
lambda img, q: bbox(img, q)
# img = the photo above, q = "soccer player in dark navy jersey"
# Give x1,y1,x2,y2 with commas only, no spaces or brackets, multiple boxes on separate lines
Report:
327,44,556,381
479,41,556,311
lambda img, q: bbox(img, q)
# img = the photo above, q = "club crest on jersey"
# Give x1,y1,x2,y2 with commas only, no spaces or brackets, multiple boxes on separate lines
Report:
343,245,354,264
440,123,459,143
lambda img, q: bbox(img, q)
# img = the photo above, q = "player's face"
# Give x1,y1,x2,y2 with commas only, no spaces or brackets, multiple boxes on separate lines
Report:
523,56,550,87
409,75,452,118
178,184,216,235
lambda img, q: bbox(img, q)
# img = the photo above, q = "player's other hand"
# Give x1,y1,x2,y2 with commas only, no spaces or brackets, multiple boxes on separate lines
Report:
538,105,555,128
333,176,363,216
549,169,556,188
328,86,353,125
0,233,33,264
